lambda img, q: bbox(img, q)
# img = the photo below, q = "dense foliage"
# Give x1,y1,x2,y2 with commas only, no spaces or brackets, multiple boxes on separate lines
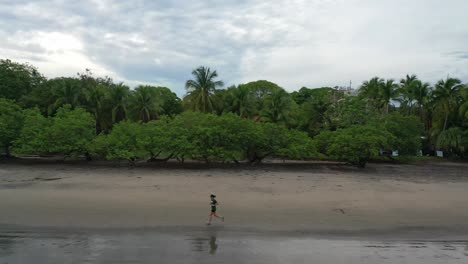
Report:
0,59,466,166
0,99,24,156
314,125,394,167
14,106,95,158
89,112,315,163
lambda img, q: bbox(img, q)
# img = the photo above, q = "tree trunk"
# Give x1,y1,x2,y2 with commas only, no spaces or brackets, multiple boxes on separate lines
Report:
129,157,136,167
357,158,367,168
443,112,449,131
149,153,174,163
148,151,162,162
419,105,423,121
4,146,11,158
95,118,102,134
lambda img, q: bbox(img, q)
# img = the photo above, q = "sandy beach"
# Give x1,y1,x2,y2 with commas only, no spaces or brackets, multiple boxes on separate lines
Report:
0,160,468,237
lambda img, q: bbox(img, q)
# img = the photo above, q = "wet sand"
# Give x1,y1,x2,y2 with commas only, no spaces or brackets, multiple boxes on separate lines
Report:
1,161,468,235
1,160,468,262
1,229,467,264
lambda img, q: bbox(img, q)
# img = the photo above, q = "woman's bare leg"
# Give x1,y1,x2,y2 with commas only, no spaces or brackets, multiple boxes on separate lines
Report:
208,212,214,224
213,212,224,222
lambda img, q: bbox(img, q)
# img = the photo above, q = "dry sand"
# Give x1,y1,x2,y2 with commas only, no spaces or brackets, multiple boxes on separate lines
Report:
0,160,467,236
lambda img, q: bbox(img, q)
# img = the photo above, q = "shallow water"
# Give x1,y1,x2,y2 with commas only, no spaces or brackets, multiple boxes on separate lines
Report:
1,229,467,264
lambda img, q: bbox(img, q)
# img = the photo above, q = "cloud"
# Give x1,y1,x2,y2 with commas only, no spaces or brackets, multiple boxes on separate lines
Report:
0,0,467,96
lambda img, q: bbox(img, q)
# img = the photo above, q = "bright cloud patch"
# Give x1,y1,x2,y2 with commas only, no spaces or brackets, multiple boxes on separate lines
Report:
0,0,467,96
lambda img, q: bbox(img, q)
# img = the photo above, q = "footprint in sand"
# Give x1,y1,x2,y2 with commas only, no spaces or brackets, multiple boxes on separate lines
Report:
333,208,346,214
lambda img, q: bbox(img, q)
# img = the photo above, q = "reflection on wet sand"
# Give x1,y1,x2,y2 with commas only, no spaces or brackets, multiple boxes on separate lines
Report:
188,231,219,255
0,234,16,257
0,230,467,264
188,237,208,252
209,236,218,255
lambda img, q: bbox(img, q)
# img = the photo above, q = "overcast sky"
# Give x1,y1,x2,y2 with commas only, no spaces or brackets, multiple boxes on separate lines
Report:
1,0,467,96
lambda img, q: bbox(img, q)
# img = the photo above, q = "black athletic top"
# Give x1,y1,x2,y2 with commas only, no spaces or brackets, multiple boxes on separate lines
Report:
210,199,218,211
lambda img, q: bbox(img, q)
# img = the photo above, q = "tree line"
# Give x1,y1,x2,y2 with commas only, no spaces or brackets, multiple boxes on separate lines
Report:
1,59,467,166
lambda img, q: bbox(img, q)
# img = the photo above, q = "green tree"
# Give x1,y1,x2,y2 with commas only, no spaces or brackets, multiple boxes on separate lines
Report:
398,74,419,115
185,66,224,113
291,87,318,105
169,112,233,162
48,106,95,157
13,108,50,155
14,106,95,158
0,59,45,100
378,113,423,155
90,121,144,162
242,122,314,163
296,88,334,135
138,117,188,161
315,125,393,167
436,127,467,157
412,81,431,121
359,77,384,110
185,113,244,162
275,127,316,160
84,83,110,134
154,86,182,117
379,79,399,114
211,88,230,115
459,86,468,124
166,112,315,163
129,85,162,122
433,78,463,131
359,77,399,113
261,88,295,123
50,77,83,110
20,81,56,116
329,96,376,128
226,85,255,118
107,83,130,123
240,80,282,114
0,99,24,157
79,70,113,134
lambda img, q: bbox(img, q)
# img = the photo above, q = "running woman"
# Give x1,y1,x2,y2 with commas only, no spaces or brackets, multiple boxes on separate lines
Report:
207,194,224,225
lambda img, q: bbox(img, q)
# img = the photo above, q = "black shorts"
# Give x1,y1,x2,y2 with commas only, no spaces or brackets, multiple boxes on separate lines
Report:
211,207,216,212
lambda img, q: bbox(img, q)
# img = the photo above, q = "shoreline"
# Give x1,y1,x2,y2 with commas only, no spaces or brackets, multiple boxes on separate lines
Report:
2,155,465,168
2,224,468,241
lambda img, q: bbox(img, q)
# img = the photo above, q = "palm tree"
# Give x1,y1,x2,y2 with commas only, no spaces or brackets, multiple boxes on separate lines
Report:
359,77,382,98
412,81,431,121
78,69,114,133
359,77,384,111
185,66,224,113
436,127,466,156
379,79,399,114
433,78,462,131
228,85,255,118
398,74,419,115
459,86,468,123
84,83,108,134
262,88,294,123
129,85,162,122
211,89,229,115
107,83,129,123
51,77,82,110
